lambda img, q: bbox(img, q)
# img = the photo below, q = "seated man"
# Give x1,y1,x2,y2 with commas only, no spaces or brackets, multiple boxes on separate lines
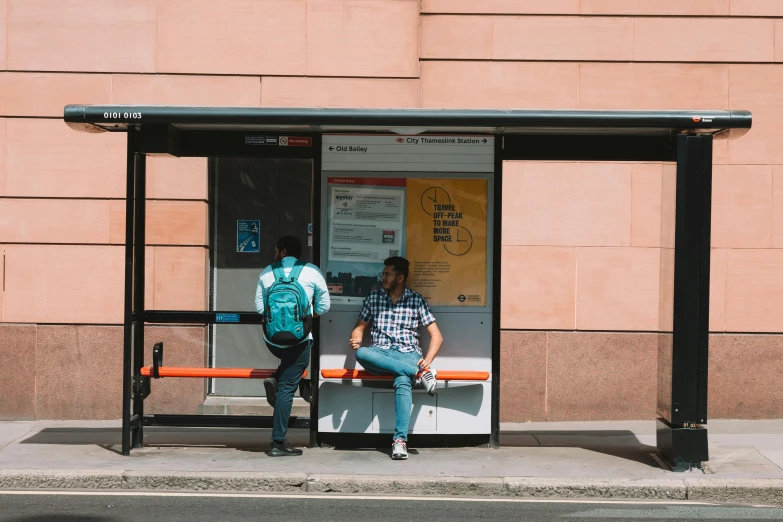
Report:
349,256,443,461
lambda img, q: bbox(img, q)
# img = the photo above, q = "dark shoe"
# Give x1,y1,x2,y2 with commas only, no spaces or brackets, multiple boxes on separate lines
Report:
299,379,314,404
263,376,278,408
267,440,303,457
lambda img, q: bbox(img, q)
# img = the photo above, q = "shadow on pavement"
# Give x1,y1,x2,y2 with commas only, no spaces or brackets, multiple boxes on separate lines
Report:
18,427,312,455
501,428,662,469
17,426,661,468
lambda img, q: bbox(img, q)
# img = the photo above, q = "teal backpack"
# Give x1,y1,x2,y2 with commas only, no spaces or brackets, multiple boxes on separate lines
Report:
263,260,312,346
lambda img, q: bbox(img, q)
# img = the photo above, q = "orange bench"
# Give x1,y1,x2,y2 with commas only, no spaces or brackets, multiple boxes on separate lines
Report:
141,367,306,379
142,341,305,380
321,369,489,381
139,342,311,401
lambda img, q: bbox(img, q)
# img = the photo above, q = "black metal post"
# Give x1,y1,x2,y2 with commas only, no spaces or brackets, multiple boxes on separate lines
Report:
657,134,713,471
490,136,503,449
310,134,323,448
121,129,137,456
131,148,147,449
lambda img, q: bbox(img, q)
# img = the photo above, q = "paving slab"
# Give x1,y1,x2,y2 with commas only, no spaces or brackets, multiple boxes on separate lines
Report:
0,422,35,450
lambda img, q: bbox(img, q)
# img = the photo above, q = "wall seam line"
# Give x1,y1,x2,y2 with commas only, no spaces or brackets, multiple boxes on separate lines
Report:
4,0,8,71
3,118,6,196
629,165,635,247
722,249,728,333
490,10,496,62
304,0,309,76
544,330,549,421
419,12,775,18
573,247,578,329
154,0,160,73
769,166,774,250
34,324,38,420
417,0,422,106
773,169,779,251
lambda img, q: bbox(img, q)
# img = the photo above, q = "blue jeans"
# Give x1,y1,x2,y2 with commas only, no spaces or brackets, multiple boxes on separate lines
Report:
266,339,312,442
355,345,420,442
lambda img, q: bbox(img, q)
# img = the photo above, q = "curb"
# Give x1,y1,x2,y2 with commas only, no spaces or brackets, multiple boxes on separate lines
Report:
684,478,783,505
0,469,124,490
0,470,781,505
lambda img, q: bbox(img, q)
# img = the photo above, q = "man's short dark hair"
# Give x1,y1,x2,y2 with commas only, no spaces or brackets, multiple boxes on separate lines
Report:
277,236,302,259
384,256,409,279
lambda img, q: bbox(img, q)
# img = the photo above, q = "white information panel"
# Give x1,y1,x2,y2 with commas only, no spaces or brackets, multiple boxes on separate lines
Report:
323,134,494,172
318,134,495,436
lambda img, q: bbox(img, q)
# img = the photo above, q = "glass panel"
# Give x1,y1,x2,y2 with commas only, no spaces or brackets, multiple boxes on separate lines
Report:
211,157,313,397
142,325,208,415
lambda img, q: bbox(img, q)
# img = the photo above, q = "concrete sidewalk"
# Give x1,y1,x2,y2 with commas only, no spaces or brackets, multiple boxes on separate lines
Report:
1,419,782,505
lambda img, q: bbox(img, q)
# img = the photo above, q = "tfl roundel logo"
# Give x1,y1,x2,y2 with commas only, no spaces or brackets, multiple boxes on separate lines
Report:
458,294,467,302
692,116,702,123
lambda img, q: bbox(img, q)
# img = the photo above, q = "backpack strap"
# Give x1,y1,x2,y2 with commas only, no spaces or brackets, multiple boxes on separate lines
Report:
287,259,307,282
270,262,286,282
288,260,312,315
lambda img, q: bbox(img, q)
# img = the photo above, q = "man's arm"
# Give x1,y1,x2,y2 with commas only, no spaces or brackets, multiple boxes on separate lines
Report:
254,273,265,314
416,296,442,369
350,296,374,350
418,322,443,369
310,267,331,318
350,319,370,350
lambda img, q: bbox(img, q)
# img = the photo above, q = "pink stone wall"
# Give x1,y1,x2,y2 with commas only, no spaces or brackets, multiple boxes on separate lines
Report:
0,0,781,420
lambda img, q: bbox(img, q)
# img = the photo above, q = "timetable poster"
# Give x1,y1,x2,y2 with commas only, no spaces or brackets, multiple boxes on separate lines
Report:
325,177,406,305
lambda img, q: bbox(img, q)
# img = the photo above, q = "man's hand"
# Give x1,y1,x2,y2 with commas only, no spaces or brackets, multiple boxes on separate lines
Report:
420,323,443,370
350,319,369,352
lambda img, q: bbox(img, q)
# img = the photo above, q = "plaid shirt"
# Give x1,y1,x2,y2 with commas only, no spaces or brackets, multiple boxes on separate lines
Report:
358,288,436,354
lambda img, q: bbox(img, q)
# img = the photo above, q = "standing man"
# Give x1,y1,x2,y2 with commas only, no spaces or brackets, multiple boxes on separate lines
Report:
349,256,443,460
255,236,330,457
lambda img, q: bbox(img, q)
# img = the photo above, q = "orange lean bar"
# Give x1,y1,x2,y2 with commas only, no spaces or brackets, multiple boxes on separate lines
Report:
321,369,489,381
140,367,307,379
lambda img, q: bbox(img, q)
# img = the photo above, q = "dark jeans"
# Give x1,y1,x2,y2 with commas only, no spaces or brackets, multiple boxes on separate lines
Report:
266,339,312,442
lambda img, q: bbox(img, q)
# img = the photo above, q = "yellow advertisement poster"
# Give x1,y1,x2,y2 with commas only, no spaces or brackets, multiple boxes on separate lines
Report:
405,179,487,306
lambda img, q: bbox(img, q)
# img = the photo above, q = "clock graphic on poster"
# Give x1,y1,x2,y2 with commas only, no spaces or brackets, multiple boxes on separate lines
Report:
420,186,451,215
444,226,473,256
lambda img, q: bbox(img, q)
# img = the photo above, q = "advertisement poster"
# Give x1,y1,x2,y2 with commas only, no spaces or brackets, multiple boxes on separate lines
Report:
405,179,487,306
326,177,406,304
236,220,260,253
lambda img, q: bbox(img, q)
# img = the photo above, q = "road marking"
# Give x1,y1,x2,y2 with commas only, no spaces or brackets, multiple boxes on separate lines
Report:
0,490,722,506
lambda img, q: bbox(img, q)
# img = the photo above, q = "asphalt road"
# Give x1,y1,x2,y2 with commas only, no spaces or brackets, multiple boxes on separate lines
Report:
0,492,782,521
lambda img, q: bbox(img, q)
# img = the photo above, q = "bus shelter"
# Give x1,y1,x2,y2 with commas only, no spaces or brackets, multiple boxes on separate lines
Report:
64,105,751,472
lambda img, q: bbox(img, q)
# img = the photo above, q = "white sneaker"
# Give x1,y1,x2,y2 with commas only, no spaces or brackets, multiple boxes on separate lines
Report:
392,439,408,460
416,368,437,396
